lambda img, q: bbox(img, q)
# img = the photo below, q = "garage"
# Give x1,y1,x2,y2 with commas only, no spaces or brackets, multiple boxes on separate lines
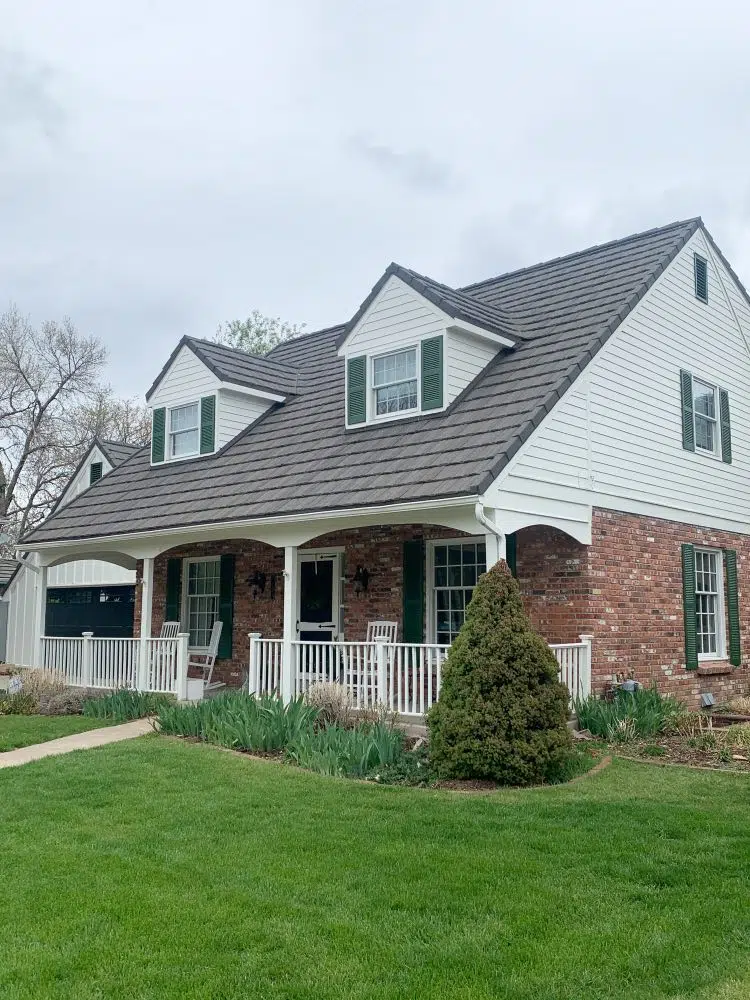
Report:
45,585,135,639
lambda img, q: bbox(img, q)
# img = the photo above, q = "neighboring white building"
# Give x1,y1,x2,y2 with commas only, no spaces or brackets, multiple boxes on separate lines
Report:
1,440,140,666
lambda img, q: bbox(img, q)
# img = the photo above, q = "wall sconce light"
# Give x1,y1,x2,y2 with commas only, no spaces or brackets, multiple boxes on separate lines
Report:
353,566,370,595
248,571,267,600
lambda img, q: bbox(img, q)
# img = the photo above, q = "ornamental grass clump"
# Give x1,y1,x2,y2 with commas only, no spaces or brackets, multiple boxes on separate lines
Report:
575,686,686,741
427,562,573,786
83,689,173,722
287,722,404,778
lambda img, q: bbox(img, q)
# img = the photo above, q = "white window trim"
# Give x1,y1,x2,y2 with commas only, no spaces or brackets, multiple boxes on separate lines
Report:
370,346,419,422
692,378,721,459
426,536,486,644
167,400,201,461
343,333,448,429
695,547,728,661
181,555,221,652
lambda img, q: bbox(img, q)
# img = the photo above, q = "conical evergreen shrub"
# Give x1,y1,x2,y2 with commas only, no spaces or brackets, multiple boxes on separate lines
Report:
428,562,572,786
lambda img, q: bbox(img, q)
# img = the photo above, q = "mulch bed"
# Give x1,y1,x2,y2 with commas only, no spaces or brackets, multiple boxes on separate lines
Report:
600,735,750,772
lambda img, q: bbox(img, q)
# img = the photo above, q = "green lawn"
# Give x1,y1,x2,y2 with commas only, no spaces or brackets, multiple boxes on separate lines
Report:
0,714,111,751
0,738,748,1000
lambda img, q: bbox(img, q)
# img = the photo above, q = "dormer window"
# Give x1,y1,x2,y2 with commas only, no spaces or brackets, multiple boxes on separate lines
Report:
373,348,418,416
151,395,216,464
169,402,200,458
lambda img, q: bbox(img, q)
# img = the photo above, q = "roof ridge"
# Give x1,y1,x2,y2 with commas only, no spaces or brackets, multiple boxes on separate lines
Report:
186,335,298,370
460,217,703,292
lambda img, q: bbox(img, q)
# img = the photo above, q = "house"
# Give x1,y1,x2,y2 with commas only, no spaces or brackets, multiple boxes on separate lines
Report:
15,217,750,709
2,440,139,666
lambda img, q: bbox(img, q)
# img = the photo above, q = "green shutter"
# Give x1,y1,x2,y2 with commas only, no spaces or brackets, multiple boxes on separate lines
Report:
680,370,694,452
165,558,182,623
402,540,425,643
681,543,698,670
89,462,103,485
200,395,216,454
218,554,234,659
725,549,741,667
719,388,732,464
152,407,166,464
506,532,517,578
347,356,367,425
421,336,444,411
694,254,708,302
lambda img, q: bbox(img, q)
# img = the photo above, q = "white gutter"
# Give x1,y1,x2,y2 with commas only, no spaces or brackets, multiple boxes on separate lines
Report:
18,495,482,551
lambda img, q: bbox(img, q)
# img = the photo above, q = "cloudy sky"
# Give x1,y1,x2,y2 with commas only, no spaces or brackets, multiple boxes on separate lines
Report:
3,0,750,396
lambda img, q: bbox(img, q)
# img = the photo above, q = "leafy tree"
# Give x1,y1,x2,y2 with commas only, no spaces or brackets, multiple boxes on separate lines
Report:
427,562,573,786
0,307,148,549
214,310,305,356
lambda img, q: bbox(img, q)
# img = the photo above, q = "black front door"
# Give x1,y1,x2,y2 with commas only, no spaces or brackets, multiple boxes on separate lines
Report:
298,558,336,641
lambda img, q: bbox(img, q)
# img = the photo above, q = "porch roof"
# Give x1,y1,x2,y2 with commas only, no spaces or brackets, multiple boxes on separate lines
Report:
23,218,700,546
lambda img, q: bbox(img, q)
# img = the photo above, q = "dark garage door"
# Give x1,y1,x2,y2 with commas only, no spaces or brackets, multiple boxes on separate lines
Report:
45,586,135,639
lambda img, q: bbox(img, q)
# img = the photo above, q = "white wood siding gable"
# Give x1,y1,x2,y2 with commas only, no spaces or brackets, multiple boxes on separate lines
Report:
446,330,499,404
149,345,219,409
216,388,270,448
487,227,750,536
58,446,112,509
339,274,501,417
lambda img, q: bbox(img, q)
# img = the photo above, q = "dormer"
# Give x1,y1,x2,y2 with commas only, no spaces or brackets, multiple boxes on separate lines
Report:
57,439,139,510
337,265,517,428
146,337,298,465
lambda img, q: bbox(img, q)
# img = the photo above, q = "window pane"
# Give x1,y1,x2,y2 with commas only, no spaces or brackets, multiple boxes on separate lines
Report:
373,349,416,387
434,566,447,588
448,546,462,566
375,380,417,415
171,428,199,457
170,403,199,432
434,546,447,567
694,415,715,453
448,565,462,587
693,381,715,418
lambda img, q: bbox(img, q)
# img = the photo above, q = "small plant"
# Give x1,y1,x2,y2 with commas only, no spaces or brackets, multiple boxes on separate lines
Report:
287,723,404,778
367,744,431,786
718,746,731,764
643,744,667,757
157,693,319,751
83,689,173,721
304,682,354,729
37,688,105,716
0,692,38,716
575,686,686,740
722,695,750,715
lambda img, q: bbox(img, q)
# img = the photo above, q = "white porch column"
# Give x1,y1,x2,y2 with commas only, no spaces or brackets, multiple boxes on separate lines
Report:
138,556,155,691
281,546,298,703
34,564,48,668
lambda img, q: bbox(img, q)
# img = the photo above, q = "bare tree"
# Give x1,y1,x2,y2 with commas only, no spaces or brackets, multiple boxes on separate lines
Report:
0,307,146,547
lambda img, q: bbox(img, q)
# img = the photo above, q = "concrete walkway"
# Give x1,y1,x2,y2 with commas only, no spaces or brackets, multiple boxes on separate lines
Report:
0,718,153,769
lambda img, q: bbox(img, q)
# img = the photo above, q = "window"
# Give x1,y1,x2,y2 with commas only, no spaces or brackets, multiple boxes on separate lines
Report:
89,462,103,485
694,253,708,303
372,348,418,416
694,549,725,657
693,379,718,454
185,558,220,648
432,541,486,644
169,402,200,458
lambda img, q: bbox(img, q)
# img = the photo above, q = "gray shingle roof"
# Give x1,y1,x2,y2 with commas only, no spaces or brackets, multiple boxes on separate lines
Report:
99,440,140,467
23,218,701,545
338,262,521,345
145,336,302,401
0,558,16,588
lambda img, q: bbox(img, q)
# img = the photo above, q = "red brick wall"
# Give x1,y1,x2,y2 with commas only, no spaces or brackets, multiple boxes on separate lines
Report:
133,524,468,687
515,511,750,706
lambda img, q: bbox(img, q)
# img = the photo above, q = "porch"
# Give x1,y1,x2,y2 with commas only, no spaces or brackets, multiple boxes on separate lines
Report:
30,509,595,713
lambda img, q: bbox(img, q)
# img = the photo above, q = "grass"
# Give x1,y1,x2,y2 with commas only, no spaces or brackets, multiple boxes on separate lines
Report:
0,738,749,999
0,714,112,752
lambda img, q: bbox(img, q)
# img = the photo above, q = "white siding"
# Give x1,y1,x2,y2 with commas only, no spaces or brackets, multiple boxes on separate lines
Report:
2,556,135,668
58,446,112,509
149,345,218,408
216,388,270,448
488,228,750,535
343,276,446,356
446,329,499,404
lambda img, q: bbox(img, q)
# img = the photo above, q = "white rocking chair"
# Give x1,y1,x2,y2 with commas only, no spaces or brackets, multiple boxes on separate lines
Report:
160,621,180,638
187,620,225,694
366,621,398,644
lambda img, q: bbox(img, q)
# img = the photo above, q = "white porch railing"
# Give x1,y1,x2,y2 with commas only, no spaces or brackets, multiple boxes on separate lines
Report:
249,633,592,716
39,632,190,698
550,635,593,703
